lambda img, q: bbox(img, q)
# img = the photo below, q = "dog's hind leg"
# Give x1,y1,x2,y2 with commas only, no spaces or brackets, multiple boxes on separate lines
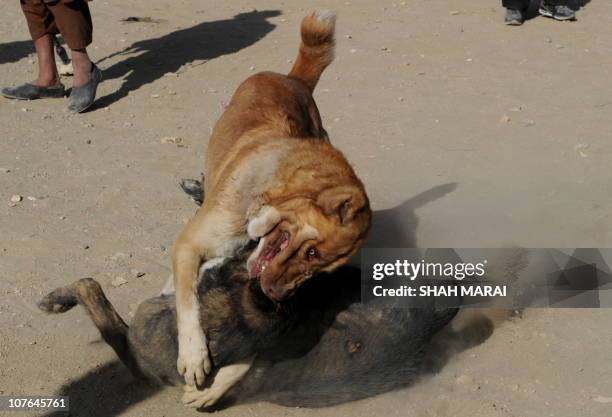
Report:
182,356,254,409
38,278,146,379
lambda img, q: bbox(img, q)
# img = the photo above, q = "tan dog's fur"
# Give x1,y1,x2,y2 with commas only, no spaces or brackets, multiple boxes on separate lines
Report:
172,11,371,387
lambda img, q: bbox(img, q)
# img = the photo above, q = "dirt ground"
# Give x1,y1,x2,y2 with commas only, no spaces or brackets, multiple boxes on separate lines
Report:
1,0,611,416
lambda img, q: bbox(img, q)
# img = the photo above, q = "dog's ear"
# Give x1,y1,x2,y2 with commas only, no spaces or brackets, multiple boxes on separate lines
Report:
316,185,368,224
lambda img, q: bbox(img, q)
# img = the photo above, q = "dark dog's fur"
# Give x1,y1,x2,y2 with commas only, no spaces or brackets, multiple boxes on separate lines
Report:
39,248,457,409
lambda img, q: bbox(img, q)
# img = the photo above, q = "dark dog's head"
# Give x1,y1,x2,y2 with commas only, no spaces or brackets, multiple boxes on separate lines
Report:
246,185,371,302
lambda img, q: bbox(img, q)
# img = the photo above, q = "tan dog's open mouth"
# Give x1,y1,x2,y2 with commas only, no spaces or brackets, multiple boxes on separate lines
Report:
248,230,290,278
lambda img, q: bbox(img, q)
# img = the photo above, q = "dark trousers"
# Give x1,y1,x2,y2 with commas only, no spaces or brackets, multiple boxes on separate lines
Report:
503,0,567,10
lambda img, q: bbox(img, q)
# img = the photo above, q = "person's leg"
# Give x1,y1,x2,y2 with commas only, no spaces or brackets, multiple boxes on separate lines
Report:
1,0,66,99
32,33,60,87
21,0,61,87
46,0,101,112
47,0,94,87
70,48,92,87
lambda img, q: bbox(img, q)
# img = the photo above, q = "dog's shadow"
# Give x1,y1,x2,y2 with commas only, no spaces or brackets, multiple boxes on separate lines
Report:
90,10,281,110
364,182,458,249
41,362,161,417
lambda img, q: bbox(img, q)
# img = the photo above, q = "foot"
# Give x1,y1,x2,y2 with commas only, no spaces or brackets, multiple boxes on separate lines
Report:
68,64,102,113
504,8,524,26
1,83,65,100
539,3,576,21
177,311,211,387
182,385,223,409
181,359,253,409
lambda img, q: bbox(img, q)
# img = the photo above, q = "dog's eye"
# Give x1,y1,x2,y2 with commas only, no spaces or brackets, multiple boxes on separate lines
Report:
306,248,318,260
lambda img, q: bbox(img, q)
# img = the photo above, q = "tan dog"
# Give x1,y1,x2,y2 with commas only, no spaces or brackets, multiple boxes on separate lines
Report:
172,10,372,387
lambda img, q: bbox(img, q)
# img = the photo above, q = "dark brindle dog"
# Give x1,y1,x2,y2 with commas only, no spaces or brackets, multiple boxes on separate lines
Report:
39,254,457,410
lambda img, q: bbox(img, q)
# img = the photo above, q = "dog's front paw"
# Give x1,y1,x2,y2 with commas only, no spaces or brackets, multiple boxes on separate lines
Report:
177,329,211,387
182,384,224,409
247,205,281,239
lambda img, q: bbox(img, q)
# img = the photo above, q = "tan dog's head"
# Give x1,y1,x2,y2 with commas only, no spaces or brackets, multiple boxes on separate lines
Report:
247,185,371,302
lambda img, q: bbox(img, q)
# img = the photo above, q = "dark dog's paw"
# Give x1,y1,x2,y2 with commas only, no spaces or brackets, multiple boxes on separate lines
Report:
180,178,204,206
38,288,78,314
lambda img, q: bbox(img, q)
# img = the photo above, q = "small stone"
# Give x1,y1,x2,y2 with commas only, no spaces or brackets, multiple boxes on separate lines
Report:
111,276,128,287
249,65,256,71
168,91,177,96
27,196,37,201
83,245,90,250
380,47,391,52
525,120,535,127
21,108,30,112
161,136,183,145
85,139,92,144
349,48,357,54
0,168,10,173
500,115,511,124
151,94,160,98
546,37,553,43
449,10,460,15
10,195,22,203
131,269,146,278
123,122,133,127
345,34,352,39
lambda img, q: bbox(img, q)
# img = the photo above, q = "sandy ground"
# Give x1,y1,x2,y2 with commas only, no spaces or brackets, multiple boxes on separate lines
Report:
1,0,611,416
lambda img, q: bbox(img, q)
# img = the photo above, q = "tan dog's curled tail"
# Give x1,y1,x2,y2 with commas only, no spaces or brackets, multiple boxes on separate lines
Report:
288,10,336,92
